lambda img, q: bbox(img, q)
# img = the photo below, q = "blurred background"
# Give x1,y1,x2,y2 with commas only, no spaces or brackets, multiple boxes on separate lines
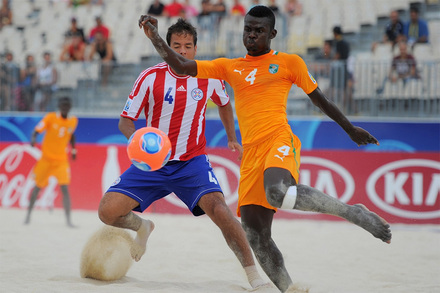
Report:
0,0,439,118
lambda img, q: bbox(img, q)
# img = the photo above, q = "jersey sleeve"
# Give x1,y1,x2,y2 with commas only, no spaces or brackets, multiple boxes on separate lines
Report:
121,70,152,120
288,54,318,95
34,113,52,133
209,79,229,107
195,59,228,81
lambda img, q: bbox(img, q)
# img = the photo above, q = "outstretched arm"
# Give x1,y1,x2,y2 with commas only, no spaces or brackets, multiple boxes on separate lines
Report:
218,103,243,160
138,15,197,76
308,87,379,146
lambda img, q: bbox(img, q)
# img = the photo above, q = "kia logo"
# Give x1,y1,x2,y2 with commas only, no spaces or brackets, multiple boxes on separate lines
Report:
284,156,355,214
164,154,240,208
367,159,440,219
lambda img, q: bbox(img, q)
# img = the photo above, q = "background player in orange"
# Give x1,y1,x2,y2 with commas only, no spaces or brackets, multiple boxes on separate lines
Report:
139,6,392,292
25,97,78,227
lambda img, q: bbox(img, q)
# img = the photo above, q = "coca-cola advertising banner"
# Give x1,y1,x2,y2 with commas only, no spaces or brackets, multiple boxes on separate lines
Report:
1,142,438,224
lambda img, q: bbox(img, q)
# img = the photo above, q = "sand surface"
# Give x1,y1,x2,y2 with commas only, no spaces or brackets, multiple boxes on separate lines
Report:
1,208,439,293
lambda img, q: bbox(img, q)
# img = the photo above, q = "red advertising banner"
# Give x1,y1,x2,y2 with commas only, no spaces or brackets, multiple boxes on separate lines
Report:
0,142,439,224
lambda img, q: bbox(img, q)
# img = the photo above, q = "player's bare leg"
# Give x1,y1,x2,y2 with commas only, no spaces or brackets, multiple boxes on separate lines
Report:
24,186,40,224
241,204,293,292
60,185,74,227
198,192,267,289
98,192,154,262
264,167,392,243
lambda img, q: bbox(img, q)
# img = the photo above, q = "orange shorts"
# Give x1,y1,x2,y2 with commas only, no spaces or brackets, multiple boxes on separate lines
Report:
33,157,71,188
237,130,301,216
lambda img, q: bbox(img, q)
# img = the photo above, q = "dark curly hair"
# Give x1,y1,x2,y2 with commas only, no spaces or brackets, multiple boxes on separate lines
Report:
166,18,198,46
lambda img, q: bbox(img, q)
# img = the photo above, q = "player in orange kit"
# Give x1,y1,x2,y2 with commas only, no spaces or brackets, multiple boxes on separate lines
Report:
139,6,392,292
25,97,78,227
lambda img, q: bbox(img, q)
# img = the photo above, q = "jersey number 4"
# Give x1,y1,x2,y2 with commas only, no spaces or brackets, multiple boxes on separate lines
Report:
164,87,174,104
245,69,257,85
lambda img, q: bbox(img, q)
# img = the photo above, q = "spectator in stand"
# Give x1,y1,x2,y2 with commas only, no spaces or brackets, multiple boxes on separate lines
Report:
89,16,110,42
65,17,86,43
164,0,184,17
371,10,404,52
331,26,353,113
312,40,333,76
389,41,419,84
0,51,20,111
88,31,117,86
0,0,12,30
147,0,165,17
183,0,199,20
35,52,58,112
59,34,86,62
230,0,245,16
284,0,302,17
198,0,213,30
403,6,429,46
267,0,280,15
19,54,37,111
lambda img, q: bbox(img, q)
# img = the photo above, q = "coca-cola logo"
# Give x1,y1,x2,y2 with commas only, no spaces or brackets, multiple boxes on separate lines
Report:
0,144,58,208
366,159,440,219
284,156,355,214
164,154,240,208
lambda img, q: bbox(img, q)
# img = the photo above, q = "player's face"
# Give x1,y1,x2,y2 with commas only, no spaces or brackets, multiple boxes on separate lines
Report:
243,15,276,56
59,102,71,118
170,32,197,60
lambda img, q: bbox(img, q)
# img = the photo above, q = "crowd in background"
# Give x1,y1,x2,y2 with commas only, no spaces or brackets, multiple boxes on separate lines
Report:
0,0,435,113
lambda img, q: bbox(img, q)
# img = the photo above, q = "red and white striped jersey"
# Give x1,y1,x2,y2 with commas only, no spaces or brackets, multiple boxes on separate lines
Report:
121,62,229,161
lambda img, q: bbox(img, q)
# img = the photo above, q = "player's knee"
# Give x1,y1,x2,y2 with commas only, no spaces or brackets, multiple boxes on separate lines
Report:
98,199,114,225
265,185,284,208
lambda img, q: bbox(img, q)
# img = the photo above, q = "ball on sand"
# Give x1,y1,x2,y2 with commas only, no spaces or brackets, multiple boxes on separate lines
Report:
80,225,134,281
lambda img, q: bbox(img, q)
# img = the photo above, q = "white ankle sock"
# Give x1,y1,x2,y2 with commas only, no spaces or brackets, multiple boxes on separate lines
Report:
280,186,297,209
244,265,265,288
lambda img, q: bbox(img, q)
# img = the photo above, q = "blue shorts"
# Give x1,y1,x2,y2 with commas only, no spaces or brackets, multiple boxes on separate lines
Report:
106,154,222,216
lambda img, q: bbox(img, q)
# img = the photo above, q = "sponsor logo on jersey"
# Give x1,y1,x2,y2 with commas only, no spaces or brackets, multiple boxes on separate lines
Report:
366,159,440,219
234,69,245,75
308,71,317,84
124,99,132,112
176,85,186,91
111,177,121,186
191,88,204,101
269,64,279,74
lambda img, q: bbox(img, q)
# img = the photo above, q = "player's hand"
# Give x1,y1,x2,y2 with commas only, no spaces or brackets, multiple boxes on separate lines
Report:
348,126,379,146
138,15,158,39
228,141,243,161
71,149,77,161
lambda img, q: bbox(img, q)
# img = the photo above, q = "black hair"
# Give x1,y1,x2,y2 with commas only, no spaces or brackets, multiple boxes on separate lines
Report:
166,18,198,46
410,6,419,14
333,26,342,35
247,5,276,30
58,96,72,106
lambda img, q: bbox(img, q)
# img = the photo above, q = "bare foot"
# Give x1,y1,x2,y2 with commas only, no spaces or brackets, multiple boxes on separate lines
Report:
130,219,154,262
352,204,392,243
285,283,310,293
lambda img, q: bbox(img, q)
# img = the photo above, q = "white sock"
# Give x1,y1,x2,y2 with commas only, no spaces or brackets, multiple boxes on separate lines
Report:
280,186,297,209
244,265,266,288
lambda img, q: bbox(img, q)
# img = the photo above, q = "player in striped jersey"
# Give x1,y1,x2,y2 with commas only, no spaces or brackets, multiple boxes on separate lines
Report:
98,19,266,289
140,6,392,292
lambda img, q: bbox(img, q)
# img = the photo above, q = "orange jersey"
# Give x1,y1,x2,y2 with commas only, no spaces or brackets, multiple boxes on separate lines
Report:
196,50,318,147
35,112,78,161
